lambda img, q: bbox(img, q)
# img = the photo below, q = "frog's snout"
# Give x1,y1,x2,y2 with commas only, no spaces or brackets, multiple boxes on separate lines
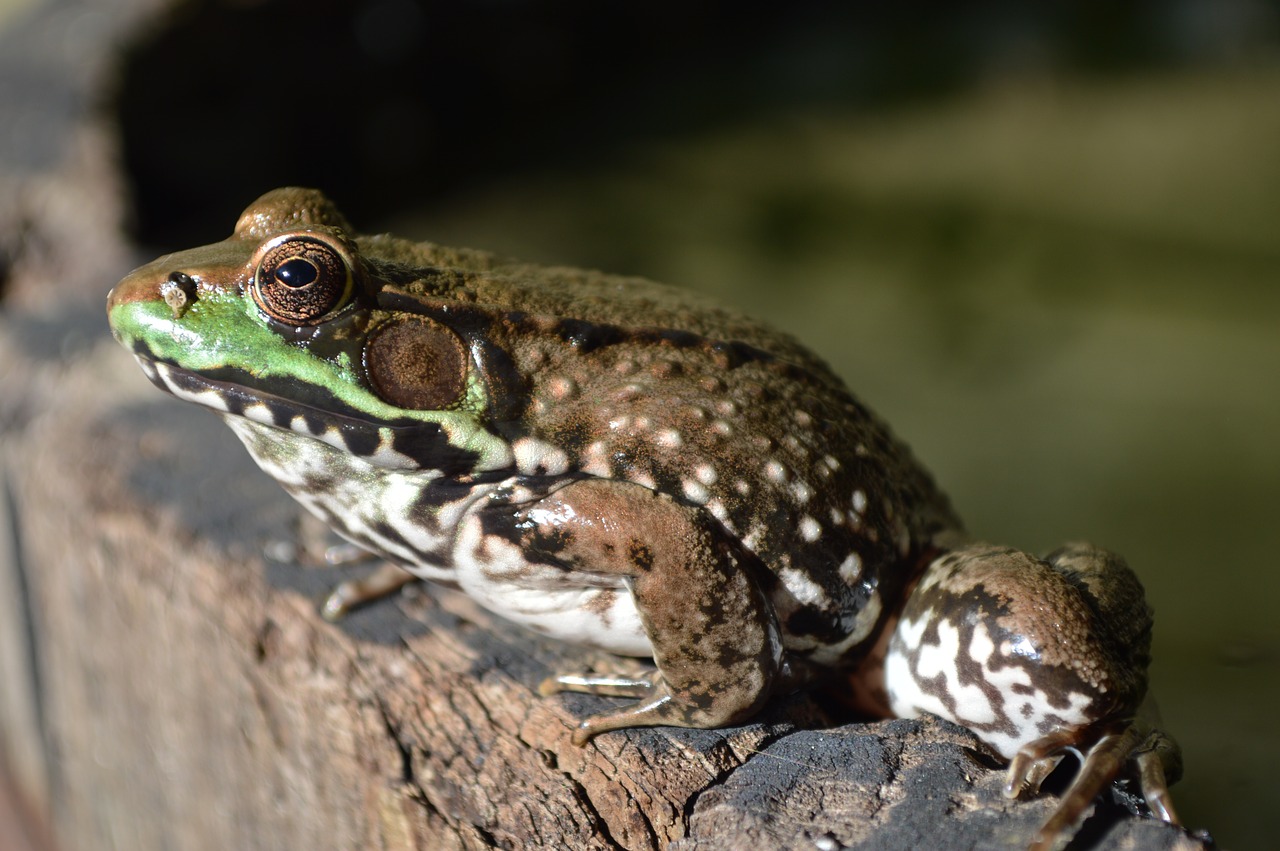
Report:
108,264,164,312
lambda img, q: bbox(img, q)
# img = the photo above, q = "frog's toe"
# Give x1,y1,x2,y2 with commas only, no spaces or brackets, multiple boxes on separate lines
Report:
1133,725,1182,824
545,667,767,746
1012,713,1181,851
563,684,746,746
538,670,659,699
566,693,679,746
320,563,419,620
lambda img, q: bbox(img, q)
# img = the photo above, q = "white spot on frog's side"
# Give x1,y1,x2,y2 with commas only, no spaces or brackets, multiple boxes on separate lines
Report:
711,420,733,437
656,428,682,448
512,437,570,476
613,383,642,401
798,515,822,543
452,515,651,656
705,498,731,525
506,484,538,503
547,376,578,400
793,410,813,427
580,440,613,478
838,552,862,583
851,489,868,516
821,455,841,473
764,460,787,484
780,567,828,607
694,464,718,486
790,480,814,505
682,478,710,504
733,479,751,496
581,457,613,478
631,470,657,490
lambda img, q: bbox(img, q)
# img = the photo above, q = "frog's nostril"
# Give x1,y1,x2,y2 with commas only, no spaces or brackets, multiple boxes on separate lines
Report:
161,270,199,318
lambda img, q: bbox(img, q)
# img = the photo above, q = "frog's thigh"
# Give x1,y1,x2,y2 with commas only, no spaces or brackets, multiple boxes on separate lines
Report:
478,478,786,738
883,542,1151,760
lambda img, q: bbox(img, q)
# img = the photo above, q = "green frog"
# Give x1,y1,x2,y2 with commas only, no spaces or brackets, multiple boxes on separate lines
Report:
107,188,1181,848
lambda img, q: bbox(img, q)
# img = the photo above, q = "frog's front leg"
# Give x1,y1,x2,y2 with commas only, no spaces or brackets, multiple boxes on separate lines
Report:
884,542,1181,848
470,478,787,745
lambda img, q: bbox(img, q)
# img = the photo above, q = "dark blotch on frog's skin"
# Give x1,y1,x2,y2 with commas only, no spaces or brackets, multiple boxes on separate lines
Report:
627,540,654,572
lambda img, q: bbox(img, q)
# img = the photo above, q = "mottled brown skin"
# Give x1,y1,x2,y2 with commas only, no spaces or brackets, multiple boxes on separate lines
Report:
507,478,788,740
107,188,1183,849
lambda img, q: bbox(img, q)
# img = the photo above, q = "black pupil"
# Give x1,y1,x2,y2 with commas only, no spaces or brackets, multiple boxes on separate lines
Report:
276,257,319,288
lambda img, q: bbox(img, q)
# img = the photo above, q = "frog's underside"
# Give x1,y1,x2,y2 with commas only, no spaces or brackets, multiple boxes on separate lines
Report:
107,188,1183,849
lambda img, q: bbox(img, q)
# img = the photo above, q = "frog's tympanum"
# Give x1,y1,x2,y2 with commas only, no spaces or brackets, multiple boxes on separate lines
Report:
108,188,1182,848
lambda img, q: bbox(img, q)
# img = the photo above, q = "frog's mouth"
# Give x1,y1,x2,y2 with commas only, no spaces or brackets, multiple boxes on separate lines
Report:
131,353,489,474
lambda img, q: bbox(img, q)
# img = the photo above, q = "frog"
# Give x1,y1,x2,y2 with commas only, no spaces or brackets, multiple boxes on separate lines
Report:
107,187,1182,849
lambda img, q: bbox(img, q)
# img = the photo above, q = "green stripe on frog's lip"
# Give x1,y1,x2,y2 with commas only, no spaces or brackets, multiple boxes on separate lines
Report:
109,293,515,473
132,354,513,474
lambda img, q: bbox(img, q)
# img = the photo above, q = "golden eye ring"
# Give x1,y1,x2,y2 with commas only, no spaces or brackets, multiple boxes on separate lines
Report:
251,233,354,325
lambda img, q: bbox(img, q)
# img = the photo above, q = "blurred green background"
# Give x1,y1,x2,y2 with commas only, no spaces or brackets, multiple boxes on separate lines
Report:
18,0,1280,847
395,66,1280,849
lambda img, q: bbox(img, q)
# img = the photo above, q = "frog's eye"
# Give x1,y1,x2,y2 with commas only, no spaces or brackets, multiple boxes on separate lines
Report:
365,316,468,411
252,235,353,325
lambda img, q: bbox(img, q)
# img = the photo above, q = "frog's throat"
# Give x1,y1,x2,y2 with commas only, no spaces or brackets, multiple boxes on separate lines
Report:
131,355,515,474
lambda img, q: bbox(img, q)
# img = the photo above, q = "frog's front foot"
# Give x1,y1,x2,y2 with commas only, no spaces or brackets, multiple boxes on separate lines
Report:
539,670,669,745
263,513,420,620
497,478,788,745
320,562,419,620
883,542,1181,847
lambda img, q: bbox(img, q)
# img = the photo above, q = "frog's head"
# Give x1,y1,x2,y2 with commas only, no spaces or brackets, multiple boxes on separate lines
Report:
107,187,514,475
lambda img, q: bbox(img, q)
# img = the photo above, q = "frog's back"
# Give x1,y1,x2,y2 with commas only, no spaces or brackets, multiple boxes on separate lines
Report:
363,234,840,382
373,234,961,660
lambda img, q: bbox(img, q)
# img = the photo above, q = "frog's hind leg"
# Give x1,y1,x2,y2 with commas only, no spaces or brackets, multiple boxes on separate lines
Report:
882,542,1181,848
1006,694,1182,847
